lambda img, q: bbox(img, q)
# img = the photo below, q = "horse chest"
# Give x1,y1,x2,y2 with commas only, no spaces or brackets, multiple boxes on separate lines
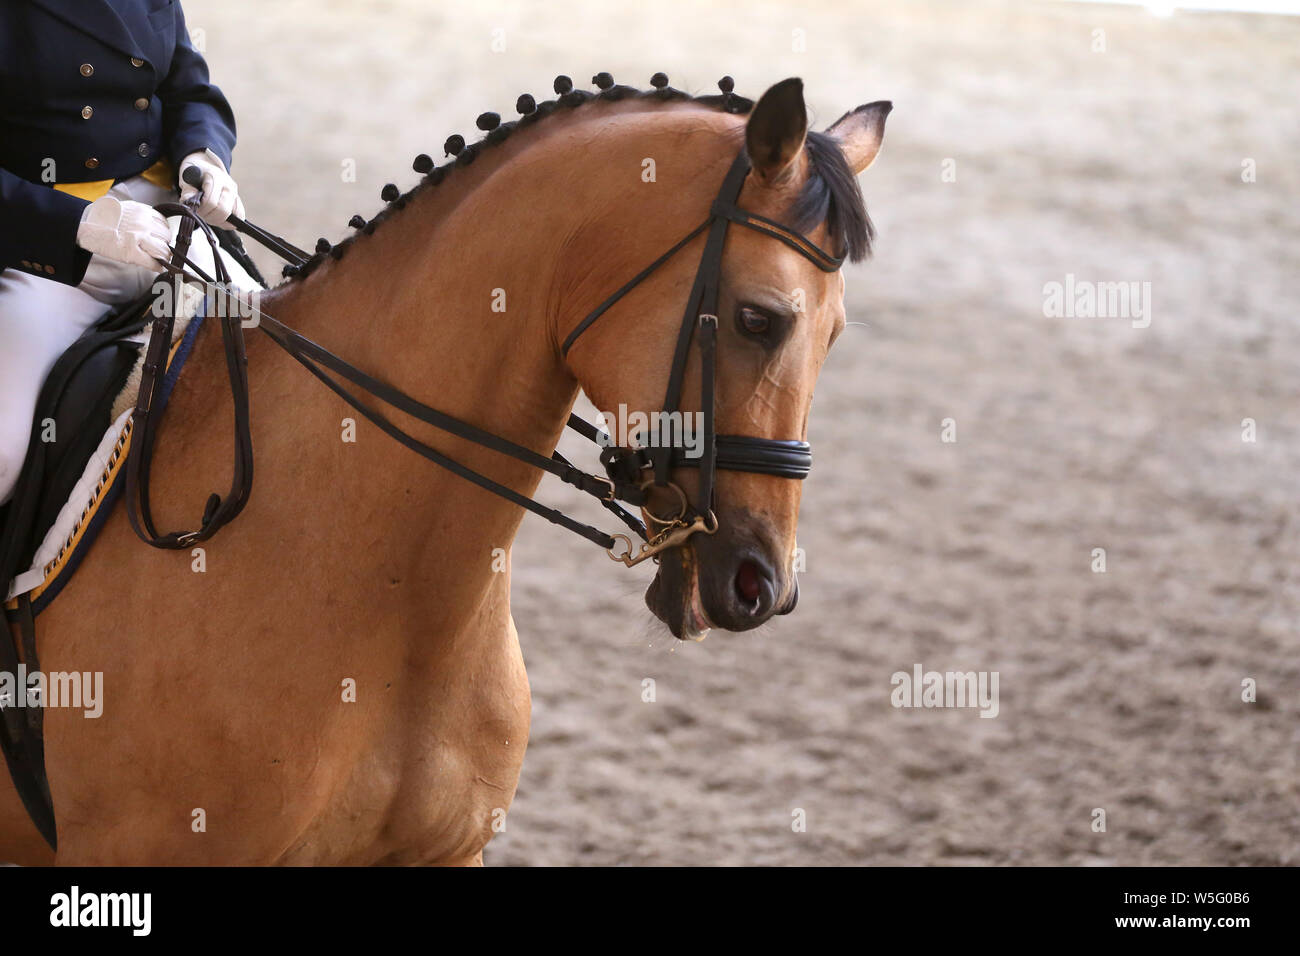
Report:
325,618,531,865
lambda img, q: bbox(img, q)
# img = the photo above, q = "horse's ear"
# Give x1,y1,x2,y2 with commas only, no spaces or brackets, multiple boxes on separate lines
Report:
826,100,892,175
745,78,808,185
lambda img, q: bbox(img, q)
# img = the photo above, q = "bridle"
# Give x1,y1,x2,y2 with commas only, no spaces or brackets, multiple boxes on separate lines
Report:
559,149,841,565
125,148,844,568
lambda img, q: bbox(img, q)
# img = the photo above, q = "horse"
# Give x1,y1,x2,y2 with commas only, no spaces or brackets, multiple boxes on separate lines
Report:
0,74,888,865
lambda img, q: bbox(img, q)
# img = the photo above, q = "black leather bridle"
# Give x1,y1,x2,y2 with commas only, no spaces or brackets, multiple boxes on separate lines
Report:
126,149,843,568
557,149,840,564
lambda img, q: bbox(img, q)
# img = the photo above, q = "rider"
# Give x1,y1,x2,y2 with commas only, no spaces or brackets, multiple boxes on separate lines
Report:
0,0,246,505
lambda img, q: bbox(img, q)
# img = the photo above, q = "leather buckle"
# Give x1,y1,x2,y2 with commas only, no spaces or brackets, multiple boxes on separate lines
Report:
592,475,616,502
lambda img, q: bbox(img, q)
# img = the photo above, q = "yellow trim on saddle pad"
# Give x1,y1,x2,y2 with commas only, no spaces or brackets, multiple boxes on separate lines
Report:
52,159,174,202
19,418,134,606
3,328,189,611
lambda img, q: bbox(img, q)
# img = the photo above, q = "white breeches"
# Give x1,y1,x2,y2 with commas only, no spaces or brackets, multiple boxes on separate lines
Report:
0,174,255,504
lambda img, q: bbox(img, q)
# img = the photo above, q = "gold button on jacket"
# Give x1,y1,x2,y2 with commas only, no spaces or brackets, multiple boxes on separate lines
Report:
0,3,237,286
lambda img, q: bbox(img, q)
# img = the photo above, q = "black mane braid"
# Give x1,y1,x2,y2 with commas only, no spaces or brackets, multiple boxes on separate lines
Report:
284,75,870,281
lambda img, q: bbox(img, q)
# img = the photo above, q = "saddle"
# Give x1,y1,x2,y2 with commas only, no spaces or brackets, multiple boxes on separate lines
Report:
0,290,195,612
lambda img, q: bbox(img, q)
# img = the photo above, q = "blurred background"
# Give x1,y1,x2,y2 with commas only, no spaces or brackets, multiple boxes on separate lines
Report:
186,0,1299,864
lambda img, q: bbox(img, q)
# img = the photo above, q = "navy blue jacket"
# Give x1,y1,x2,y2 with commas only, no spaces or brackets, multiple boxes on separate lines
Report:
0,0,237,286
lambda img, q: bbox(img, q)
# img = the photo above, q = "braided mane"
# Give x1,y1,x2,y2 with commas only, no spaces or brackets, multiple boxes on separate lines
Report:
283,72,870,282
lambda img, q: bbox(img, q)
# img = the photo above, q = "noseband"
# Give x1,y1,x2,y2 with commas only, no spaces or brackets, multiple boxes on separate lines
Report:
126,148,843,570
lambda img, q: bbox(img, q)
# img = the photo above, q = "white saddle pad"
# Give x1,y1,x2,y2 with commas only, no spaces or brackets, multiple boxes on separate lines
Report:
4,236,257,603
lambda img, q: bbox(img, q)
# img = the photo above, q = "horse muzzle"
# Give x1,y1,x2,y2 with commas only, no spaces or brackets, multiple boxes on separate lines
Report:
646,508,797,639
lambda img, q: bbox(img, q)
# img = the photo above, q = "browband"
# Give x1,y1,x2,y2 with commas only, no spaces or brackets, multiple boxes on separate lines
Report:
709,200,844,272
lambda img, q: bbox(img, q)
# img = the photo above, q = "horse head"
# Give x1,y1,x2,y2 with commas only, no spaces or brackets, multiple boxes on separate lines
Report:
563,78,889,639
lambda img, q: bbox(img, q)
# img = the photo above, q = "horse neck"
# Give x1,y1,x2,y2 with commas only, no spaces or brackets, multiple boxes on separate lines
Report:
243,190,566,611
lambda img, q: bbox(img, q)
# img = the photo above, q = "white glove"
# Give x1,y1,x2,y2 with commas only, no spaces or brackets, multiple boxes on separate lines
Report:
75,195,171,272
178,148,245,228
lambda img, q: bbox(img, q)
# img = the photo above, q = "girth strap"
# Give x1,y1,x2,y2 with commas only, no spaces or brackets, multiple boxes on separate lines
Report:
0,596,57,849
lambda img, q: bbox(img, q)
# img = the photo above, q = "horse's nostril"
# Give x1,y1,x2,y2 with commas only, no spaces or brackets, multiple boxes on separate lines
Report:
734,559,763,609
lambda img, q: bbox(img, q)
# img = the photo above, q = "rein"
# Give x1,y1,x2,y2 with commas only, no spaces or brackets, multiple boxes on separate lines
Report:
126,151,841,566
125,200,254,548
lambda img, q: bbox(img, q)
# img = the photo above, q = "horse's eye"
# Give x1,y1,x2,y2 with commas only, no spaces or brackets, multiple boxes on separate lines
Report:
736,306,770,336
